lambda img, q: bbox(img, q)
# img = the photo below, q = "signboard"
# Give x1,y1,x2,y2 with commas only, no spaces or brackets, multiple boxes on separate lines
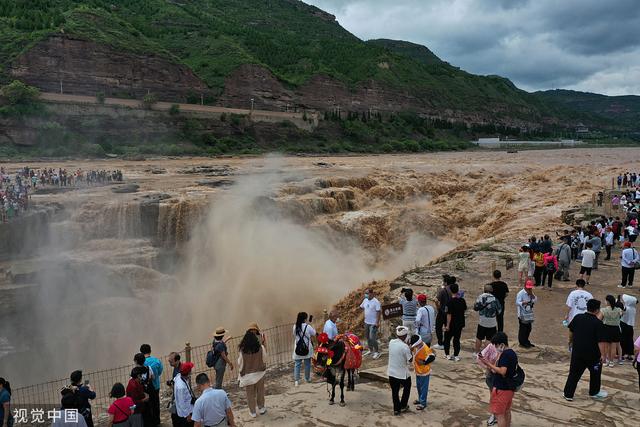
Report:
505,258,514,270
381,302,403,320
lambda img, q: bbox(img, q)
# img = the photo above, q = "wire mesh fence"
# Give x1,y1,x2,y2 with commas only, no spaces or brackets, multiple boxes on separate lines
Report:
11,323,296,422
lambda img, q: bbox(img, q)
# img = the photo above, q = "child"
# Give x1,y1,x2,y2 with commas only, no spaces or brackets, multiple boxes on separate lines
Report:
409,335,435,410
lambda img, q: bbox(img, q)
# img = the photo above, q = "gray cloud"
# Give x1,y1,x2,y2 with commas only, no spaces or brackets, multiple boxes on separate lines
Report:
305,0,640,95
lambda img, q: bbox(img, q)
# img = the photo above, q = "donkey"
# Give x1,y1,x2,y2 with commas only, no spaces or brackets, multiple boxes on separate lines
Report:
315,334,360,406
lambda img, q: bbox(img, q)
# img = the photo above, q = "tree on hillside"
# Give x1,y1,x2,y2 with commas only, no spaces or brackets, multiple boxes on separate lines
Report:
0,80,40,105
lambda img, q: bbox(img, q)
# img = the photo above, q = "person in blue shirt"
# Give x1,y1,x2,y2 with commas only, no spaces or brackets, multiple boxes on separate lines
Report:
323,310,339,340
141,344,164,426
0,378,11,427
192,373,236,427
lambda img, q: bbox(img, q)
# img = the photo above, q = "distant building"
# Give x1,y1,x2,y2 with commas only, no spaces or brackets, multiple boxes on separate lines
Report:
575,123,589,134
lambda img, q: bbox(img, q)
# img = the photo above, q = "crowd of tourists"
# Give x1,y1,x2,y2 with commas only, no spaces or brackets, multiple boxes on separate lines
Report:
0,166,124,222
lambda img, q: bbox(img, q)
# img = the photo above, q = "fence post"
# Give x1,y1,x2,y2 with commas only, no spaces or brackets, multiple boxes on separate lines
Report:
491,261,496,277
185,342,191,363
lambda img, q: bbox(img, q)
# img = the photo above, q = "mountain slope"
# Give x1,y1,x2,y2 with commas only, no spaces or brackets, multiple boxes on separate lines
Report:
0,0,637,133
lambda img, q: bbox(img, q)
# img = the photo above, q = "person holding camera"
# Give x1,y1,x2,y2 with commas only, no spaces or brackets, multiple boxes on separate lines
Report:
173,362,195,427
293,312,316,386
399,288,418,335
69,370,96,427
126,366,150,427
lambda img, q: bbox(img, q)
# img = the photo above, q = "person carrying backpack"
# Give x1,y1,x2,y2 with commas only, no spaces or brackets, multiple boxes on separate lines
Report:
542,251,559,289
479,332,523,427
474,284,502,355
208,327,234,389
292,312,316,386
532,251,545,287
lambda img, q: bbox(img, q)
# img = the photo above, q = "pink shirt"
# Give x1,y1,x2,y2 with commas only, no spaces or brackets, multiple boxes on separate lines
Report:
543,253,558,270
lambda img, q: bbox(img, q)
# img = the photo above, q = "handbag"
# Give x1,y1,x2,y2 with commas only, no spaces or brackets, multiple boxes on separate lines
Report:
633,249,640,270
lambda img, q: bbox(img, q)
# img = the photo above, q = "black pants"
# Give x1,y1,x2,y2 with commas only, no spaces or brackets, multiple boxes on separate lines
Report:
148,387,160,426
593,251,600,269
388,376,411,413
496,305,505,332
542,269,554,288
518,319,533,346
444,325,463,356
533,266,544,286
435,311,446,345
621,322,634,356
622,266,635,287
171,414,193,427
605,245,612,260
563,357,602,398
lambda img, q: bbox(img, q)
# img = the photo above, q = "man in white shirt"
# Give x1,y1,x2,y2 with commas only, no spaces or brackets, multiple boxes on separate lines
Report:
387,326,412,416
323,310,339,340
580,243,596,283
360,288,381,359
516,280,537,348
620,241,640,288
415,294,435,346
565,279,593,323
621,294,638,360
173,362,195,427
192,373,236,427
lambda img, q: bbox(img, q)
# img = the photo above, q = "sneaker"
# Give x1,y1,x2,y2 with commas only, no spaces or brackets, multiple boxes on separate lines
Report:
362,350,371,356
432,344,444,350
618,359,624,365
446,355,453,361
415,404,426,410
454,356,461,362
618,285,626,288
591,390,608,400
401,406,410,413
249,412,257,418
487,414,497,426
372,352,381,359
607,361,614,368
413,400,421,405
563,394,573,402
259,407,267,415
393,411,401,416
294,381,299,387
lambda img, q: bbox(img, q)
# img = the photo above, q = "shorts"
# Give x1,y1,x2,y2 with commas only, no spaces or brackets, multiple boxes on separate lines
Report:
602,324,621,342
490,388,514,415
476,325,497,341
579,266,592,275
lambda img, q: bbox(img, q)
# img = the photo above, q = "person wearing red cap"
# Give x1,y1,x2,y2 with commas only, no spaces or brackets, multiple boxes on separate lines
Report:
515,281,537,348
172,362,195,427
620,241,640,288
415,294,436,346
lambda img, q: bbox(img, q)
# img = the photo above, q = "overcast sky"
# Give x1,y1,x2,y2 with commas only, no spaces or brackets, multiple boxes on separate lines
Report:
305,0,640,96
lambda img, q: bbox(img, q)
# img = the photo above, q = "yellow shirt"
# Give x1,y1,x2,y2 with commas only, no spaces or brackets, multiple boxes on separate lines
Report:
413,344,434,376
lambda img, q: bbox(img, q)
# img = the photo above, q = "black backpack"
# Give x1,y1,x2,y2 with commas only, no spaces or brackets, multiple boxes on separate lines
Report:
295,325,310,356
508,364,526,391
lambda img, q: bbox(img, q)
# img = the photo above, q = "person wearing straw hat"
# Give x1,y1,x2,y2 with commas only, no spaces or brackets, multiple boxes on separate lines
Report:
211,327,234,390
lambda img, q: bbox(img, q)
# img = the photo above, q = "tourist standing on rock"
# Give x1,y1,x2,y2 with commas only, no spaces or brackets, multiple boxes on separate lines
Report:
192,373,236,427
360,289,381,359
434,275,454,350
474,284,501,355
542,250,559,290
238,327,267,418
620,294,638,360
517,246,530,286
293,312,316,386
211,327,234,389
620,241,640,288
409,335,435,411
167,352,182,417
387,326,412,416
489,270,509,332
133,353,154,427
563,299,608,401
477,339,501,427
141,344,163,426
586,234,602,270
69,370,96,427
173,362,195,427
604,227,615,260
601,295,624,367
516,281,537,348
532,249,545,287
127,367,149,427
444,282,467,361
579,243,596,284
415,294,436,346
399,288,418,334
323,310,339,340
106,383,135,427
479,332,519,427
556,239,572,281
0,378,12,427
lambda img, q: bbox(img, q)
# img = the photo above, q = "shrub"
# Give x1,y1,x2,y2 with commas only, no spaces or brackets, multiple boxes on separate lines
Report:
0,80,40,105
169,104,180,115
96,92,106,104
141,93,158,109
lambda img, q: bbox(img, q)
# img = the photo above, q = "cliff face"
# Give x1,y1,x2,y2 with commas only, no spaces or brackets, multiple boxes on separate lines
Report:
9,35,210,102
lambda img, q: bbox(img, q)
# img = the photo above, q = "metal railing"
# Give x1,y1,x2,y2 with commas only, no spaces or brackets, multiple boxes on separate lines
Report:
11,323,296,421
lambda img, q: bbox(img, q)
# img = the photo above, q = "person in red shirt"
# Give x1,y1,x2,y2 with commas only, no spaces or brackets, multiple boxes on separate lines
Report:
126,367,149,427
107,383,134,427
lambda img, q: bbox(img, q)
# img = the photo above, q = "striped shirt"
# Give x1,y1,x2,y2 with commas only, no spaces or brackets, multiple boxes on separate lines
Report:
399,296,418,321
